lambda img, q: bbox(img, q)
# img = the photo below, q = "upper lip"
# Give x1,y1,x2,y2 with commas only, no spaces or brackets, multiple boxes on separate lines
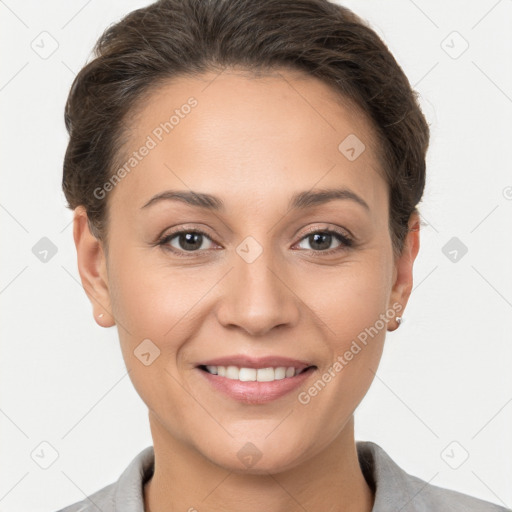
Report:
196,355,314,371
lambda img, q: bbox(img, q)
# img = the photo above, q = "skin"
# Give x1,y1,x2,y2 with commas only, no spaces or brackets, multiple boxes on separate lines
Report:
73,67,420,512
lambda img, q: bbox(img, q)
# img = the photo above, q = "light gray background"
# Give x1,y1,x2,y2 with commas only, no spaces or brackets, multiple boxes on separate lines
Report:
1,1,511,511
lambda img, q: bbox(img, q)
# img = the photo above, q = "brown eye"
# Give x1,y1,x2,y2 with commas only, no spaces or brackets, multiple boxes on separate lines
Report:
295,228,353,255
159,229,217,255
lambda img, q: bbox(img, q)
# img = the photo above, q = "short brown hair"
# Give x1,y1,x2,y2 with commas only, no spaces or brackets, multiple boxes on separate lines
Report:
62,0,429,256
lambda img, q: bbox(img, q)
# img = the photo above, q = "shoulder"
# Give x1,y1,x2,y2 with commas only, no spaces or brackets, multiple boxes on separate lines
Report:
356,441,511,512
54,446,155,512
55,482,116,512
404,470,509,511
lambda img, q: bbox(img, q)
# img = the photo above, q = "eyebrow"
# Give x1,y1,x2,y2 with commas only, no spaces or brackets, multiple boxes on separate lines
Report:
141,187,370,212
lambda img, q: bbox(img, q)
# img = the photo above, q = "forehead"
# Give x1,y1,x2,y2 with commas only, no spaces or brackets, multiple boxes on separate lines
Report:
108,68,388,218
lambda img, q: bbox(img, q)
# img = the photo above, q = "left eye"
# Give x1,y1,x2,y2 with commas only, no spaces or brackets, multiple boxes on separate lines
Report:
295,230,349,252
161,230,216,253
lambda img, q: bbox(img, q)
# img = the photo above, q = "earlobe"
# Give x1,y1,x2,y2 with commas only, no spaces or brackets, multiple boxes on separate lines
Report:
387,212,421,331
73,206,116,328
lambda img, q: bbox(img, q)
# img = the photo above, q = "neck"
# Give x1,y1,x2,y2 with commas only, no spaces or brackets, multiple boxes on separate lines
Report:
144,412,374,512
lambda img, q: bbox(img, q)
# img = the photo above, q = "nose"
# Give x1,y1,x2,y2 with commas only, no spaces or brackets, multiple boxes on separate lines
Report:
215,249,300,337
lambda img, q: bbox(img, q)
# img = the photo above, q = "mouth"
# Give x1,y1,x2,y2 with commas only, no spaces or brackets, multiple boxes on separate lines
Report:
198,364,312,382
195,357,317,403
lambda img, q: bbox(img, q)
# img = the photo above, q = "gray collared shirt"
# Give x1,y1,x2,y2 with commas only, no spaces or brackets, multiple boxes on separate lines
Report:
56,441,510,512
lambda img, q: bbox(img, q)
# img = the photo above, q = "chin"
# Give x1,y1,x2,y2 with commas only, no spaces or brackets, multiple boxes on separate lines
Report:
200,435,312,475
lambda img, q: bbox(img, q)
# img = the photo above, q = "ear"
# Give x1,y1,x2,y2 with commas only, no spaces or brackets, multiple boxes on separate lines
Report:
387,211,421,331
73,206,116,328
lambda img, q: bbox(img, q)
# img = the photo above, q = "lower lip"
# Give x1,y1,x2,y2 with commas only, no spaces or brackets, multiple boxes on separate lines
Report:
198,367,316,404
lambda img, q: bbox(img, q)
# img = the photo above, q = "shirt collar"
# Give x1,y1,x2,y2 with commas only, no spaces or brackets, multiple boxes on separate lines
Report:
357,441,423,511
112,441,420,512
114,445,154,512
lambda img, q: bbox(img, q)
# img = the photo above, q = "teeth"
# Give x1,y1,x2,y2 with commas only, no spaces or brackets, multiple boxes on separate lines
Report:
206,365,218,375
274,367,286,380
203,365,304,382
257,367,274,382
226,365,239,379
239,368,256,382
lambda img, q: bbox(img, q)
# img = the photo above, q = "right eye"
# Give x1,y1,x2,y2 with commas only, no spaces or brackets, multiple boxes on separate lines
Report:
158,229,219,256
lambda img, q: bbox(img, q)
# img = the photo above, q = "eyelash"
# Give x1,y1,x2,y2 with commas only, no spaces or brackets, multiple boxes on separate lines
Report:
156,225,354,258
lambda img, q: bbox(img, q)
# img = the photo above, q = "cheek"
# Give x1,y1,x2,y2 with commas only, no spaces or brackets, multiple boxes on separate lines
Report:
107,248,212,394
107,256,198,430
295,252,391,408
108,246,200,341
304,251,392,343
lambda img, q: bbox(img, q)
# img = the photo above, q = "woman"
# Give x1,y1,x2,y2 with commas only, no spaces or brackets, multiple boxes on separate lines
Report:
58,0,510,510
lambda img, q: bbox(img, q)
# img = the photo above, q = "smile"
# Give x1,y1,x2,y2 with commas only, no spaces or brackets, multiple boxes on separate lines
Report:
196,357,317,403
201,365,308,382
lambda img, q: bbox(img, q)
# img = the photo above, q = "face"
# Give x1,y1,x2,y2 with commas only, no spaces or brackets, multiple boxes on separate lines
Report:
75,67,418,474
